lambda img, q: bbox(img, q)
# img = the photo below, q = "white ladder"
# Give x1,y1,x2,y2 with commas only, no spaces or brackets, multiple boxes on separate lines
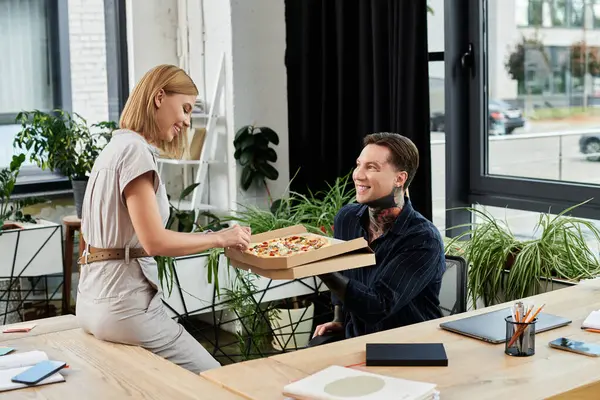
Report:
157,53,237,214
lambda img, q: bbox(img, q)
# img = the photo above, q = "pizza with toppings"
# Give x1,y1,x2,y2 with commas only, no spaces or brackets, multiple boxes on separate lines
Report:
245,233,331,257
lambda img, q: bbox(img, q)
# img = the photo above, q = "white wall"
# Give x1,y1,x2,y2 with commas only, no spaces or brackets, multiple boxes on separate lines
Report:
126,0,290,211
125,0,179,90
230,0,289,204
68,0,109,124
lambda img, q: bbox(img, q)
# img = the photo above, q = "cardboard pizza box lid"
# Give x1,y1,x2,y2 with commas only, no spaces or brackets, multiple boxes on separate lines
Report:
229,251,377,279
224,224,373,270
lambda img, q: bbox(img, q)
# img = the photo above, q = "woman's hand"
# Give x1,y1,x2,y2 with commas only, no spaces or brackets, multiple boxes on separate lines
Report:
214,225,251,250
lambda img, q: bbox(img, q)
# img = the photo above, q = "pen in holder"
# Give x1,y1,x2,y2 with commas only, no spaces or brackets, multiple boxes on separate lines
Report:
505,316,536,357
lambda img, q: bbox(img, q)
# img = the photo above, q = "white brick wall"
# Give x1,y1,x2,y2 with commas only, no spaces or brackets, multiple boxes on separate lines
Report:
68,0,109,125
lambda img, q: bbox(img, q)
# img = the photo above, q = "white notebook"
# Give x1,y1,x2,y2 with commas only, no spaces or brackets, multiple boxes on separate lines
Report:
283,365,438,400
0,350,65,392
582,310,600,330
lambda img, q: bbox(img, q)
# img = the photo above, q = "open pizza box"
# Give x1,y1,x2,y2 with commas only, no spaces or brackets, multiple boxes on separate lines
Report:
224,225,376,279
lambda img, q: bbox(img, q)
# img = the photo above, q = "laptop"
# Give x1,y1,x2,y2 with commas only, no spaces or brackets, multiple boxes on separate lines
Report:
439,307,572,344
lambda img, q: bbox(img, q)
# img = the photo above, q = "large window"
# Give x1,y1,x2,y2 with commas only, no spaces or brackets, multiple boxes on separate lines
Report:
453,0,600,223
0,0,57,170
0,0,127,196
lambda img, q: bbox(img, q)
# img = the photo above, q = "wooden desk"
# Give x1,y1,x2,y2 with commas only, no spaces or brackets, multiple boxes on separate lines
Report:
0,315,79,342
1,328,243,399
202,280,600,399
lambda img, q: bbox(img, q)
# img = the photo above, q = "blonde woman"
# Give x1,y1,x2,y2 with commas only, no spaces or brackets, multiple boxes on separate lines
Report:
76,65,250,373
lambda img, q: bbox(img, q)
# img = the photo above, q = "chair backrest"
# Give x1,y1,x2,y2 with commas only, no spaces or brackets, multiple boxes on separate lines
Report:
439,255,468,316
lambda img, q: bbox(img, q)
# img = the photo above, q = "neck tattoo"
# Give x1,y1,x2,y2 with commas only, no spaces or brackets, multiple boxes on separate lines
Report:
366,189,404,242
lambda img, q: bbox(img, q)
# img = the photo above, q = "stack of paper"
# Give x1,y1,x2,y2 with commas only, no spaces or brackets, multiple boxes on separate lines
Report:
283,365,439,400
0,350,65,392
582,310,600,330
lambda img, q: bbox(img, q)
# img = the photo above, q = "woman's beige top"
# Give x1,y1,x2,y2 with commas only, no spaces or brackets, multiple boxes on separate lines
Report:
80,129,168,291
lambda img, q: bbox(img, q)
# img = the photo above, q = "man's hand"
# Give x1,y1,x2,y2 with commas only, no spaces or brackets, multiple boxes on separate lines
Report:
312,321,343,338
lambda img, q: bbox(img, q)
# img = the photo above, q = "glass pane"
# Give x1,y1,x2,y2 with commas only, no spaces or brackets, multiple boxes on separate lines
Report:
429,62,445,230
0,0,53,169
427,0,444,52
473,204,600,254
486,0,600,186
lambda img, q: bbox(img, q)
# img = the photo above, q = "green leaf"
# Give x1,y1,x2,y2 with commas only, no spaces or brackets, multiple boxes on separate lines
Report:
259,127,279,145
256,162,279,181
259,147,277,163
241,167,255,191
238,135,255,152
234,147,242,160
234,125,252,147
239,150,253,166
179,182,200,200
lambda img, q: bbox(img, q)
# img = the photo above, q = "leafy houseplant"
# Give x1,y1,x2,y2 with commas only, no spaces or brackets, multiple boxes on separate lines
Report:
0,154,46,231
221,269,281,361
227,170,356,237
157,182,230,296
445,201,600,308
13,110,117,218
233,125,279,200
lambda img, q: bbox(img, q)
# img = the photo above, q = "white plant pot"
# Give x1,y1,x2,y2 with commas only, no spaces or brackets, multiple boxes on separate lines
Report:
271,302,315,351
0,220,63,278
0,219,63,323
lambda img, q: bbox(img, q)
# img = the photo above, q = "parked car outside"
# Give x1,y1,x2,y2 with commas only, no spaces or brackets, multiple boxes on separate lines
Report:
579,134,600,161
431,99,527,135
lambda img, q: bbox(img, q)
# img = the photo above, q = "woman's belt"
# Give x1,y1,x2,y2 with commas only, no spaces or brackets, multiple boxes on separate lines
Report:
78,245,149,264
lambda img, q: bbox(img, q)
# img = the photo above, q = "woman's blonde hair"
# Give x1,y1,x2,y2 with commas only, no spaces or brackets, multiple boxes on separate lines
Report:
119,64,198,159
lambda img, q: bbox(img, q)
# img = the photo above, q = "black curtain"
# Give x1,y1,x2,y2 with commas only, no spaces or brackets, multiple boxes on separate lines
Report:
285,0,432,220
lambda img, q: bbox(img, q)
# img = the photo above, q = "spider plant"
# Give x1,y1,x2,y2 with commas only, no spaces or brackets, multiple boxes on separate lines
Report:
445,200,600,308
225,170,356,237
289,171,356,236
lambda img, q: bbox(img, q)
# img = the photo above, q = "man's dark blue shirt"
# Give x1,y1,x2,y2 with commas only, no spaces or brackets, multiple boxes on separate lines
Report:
332,197,446,338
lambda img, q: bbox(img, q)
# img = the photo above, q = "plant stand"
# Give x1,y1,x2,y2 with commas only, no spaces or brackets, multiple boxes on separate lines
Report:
0,220,65,322
160,253,333,363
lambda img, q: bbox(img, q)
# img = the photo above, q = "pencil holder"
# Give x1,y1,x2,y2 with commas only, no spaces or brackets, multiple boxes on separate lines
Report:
505,316,536,357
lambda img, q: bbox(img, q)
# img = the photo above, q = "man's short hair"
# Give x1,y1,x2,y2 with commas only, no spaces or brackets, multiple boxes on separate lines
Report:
363,132,419,189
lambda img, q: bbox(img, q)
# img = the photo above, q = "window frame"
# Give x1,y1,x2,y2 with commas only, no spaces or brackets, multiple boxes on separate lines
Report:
462,0,600,222
3,0,73,195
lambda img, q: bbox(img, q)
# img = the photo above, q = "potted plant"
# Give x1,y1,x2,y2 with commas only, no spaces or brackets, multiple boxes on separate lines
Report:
13,110,117,218
221,269,281,360
270,296,315,351
0,154,61,324
233,124,279,202
0,154,46,230
445,200,600,308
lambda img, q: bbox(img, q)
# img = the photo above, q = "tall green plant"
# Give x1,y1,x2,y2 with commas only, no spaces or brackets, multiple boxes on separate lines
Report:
227,170,356,237
13,110,115,180
446,200,600,307
233,125,279,199
221,269,280,360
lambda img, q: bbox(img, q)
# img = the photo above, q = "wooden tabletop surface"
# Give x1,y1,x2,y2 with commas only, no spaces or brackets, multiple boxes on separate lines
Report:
202,279,600,400
0,315,79,343
0,324,243,399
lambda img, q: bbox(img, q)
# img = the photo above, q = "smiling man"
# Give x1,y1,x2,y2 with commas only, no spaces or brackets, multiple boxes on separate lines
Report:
313,132,446,341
